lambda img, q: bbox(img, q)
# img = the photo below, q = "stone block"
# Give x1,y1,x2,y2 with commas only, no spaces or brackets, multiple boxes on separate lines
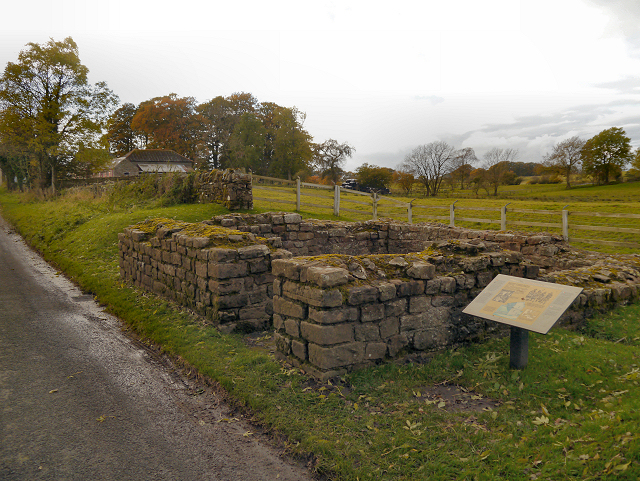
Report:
291,339,307,360
216,292,248,309
283,281,343,308
273,295,307,319
248,258,269,274
209,262,248,279
365,342,387,360
384,297,407,317
348,286,379,305
394,280,425,297
379,317,399,339
355,324,381,342
209,248,238,263
308,306,359,324
387,333,409,357
238,244,270,259
284,318,300,337
409,295,430,313
306,266,349,288
209,278,244,294
361,303,385,322
195,260,208,278
378,283,397,301
432,295,455,307
273,313,285,330
440,277,457,293
400,306,449,331
283,213,302,224
525,265,540,279
509,265,525,277
308,342,365,370
301,322,354,345
192,237,210,249
425,279,441,295
406,262,436,279
476,271,494,288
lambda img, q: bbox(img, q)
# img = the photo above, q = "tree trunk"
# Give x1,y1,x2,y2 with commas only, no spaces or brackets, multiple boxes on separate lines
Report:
51,164,56,195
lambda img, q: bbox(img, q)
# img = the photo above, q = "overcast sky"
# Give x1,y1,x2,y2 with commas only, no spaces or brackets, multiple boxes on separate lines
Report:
2,0,640,171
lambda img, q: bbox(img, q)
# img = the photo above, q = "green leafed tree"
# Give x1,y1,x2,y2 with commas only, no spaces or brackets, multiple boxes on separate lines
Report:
197,92,259,170
228,112,266,173
0,143,30,190
581,127,632,184
356,163,393,191
261,104,313,180
0,37,118,190
106,102,145,156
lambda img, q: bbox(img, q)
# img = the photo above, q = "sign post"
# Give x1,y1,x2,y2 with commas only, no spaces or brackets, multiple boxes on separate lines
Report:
463,275,583,369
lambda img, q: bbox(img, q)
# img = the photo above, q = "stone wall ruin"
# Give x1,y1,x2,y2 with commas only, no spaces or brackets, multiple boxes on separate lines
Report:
119,212,640,379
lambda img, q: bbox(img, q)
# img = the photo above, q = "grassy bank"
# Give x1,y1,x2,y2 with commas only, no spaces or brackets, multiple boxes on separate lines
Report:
1,188,639,480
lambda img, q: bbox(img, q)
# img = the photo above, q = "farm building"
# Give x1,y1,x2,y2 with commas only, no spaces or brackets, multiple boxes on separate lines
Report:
97,149,194,177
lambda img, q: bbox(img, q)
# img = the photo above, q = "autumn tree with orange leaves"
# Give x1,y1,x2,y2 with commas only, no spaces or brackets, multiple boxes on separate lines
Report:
130,93,203,161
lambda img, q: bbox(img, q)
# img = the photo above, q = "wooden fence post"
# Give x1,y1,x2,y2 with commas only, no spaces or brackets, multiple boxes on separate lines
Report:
562,205,569,241
334,184,340,217
296,177,301,212
501,203,510,231
449,201,457,227
372,193,378,220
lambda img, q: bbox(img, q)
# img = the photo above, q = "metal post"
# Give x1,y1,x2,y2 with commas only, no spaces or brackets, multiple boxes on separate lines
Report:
510,326,529,369
333,184,340,217
296,176,301,212
562,205,569,242
449,200,457,227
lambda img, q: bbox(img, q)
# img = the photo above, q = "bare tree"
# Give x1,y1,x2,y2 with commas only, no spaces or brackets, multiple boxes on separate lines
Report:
313,139,355,184
483,147,518,195
543,136,585,188
404,141,456,196
450,147,478,189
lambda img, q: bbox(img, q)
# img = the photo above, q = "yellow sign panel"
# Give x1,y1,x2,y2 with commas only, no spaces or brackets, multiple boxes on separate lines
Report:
463,275,583,334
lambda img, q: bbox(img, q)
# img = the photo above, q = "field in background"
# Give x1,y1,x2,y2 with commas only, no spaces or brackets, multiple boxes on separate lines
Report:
252,176,640,255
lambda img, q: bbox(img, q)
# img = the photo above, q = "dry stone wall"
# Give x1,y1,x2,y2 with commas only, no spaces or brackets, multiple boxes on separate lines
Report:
119,212,640,380
118,218,289,332
197,169,252,210
271,243,640,380
210,212,571,269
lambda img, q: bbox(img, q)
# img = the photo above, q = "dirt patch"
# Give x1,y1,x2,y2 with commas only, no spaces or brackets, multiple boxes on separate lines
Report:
415,384,501,412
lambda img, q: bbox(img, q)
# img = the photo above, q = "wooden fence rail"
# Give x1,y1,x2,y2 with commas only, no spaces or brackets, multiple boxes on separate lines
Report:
251,175,640,250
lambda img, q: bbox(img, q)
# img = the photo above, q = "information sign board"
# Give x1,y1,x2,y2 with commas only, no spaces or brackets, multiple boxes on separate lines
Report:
463,274,583,334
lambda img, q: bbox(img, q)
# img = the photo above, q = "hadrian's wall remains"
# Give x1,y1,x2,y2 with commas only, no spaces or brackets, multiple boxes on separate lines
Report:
119,212,640,379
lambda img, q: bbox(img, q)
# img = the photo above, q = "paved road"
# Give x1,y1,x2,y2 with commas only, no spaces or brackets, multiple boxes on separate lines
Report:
0,215,312,481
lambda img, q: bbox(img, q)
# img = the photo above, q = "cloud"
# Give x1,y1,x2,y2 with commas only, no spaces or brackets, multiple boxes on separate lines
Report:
595,77,640,94
414,95,445,106
585,0,640,54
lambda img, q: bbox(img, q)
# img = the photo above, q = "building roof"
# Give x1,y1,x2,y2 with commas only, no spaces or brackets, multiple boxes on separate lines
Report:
115,149,194,165
137,164,190,173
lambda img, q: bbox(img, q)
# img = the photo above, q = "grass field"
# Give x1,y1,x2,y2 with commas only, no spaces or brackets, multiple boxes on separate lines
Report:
1,184,639,480
252,178,640,254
